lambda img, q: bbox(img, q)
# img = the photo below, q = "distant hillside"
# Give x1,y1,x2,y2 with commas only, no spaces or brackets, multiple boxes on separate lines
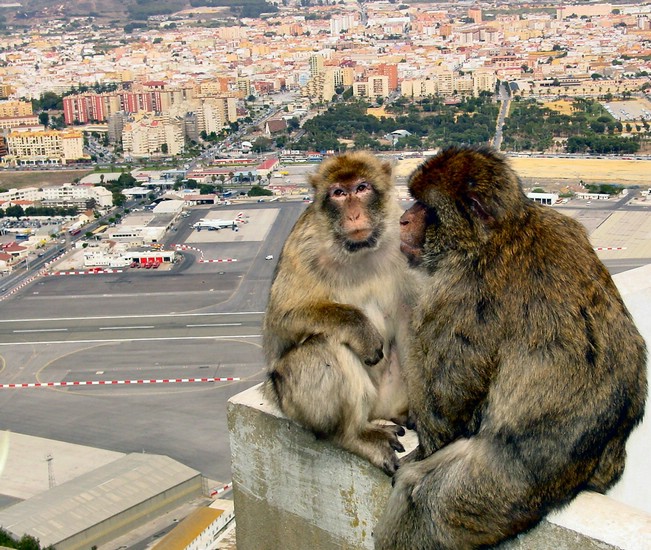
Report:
1,0,278,24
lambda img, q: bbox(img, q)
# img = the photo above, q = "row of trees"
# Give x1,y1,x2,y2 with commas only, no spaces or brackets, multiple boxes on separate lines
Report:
0,528,52,550
0,205,78,219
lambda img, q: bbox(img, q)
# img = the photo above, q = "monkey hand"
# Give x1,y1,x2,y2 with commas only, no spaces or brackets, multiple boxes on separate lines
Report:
347,320,385,366
353,423,406,475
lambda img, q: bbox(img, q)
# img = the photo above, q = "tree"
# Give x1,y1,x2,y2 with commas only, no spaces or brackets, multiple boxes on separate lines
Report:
252,136,272,153
248,185,273,197
5,205,24,218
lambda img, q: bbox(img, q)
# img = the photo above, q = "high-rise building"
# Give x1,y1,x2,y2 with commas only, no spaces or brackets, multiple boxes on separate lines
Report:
309,54,325,78
468,6,482,23
6,129,84,165
375,64,399,91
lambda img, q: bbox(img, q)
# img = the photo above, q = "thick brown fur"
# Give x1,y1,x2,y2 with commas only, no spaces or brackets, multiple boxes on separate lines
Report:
262,151,419,474
374,145,647,549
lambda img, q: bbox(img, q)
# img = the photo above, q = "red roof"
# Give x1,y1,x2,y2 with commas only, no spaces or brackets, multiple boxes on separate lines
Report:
257,158,278,170
3,243,27,252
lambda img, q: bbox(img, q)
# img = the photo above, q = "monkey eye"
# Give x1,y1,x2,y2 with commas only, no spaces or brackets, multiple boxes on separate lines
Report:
331,188,347,198
355,181,371,194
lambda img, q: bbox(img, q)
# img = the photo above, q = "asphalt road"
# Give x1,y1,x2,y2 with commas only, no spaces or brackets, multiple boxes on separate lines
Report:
0,201,307,486
0,197,649,488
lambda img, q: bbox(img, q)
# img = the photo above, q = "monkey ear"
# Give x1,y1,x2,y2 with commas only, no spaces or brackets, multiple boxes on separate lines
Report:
308,172,320,191
468,193,495,225
381,160,393,178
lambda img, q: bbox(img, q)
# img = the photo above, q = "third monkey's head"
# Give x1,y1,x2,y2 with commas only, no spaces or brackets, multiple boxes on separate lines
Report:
401,146,527,268
309,151,394,253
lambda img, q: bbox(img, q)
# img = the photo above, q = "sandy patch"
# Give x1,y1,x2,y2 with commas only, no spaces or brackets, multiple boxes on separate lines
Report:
395,156,651,185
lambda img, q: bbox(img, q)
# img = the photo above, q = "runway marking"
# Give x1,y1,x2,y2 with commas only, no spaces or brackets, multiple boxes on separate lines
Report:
0,377,241,389
0,335,261,347
0,312,264,324
99,325,156,330
174,244,238,263
186,323,242,328
13,328,68,333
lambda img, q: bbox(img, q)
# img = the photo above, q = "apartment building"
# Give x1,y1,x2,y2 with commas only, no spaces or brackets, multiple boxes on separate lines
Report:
41,183,113,209
352,75,390,99
122,115,184,158
0,99,33,118
0,115,40,130
4,129,84,165
197,97,237,135
62,84,198,125
0,184,112,210
401,68,496,98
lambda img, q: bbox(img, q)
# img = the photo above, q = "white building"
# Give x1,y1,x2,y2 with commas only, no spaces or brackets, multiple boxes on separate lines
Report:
0,184,112,210
527,192,559,205
41,184,113,209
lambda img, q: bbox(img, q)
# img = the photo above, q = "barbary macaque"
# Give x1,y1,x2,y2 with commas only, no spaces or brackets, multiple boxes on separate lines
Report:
375,145,647,549
262,151,417,474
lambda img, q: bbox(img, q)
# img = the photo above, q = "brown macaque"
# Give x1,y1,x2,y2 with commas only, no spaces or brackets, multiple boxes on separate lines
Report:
262,151,418,475
375,145,647,549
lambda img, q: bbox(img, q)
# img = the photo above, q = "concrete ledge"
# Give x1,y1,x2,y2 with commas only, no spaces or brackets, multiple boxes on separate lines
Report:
228,384,651,550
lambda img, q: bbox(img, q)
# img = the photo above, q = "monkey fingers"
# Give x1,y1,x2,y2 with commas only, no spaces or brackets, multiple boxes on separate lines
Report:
346,323,385,366
339,423,405,475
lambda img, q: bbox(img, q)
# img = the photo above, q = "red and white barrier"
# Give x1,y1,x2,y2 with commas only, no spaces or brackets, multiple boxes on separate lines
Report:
0,377,240,389
49,269,124,276
593,247,627,251
210,483,233,497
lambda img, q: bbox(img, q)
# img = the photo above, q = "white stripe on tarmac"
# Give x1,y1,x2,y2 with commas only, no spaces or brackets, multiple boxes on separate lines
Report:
0,334,261,346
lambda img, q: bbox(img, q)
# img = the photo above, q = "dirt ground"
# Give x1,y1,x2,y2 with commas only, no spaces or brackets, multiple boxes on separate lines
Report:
0,169,94,189
3,156,650,193
395,156,651,189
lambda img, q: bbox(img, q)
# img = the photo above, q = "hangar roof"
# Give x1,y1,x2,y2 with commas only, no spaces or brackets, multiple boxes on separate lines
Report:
0,453,200,547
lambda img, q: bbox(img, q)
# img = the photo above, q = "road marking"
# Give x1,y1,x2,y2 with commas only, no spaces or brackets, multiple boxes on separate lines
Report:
0,335,261,347
186,323,243,328
0,312,264,324
0,377,241,389
13,328,68,334
99,325,156,330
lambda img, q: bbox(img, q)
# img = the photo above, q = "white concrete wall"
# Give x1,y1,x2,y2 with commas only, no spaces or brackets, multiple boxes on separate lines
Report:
228,264,651,549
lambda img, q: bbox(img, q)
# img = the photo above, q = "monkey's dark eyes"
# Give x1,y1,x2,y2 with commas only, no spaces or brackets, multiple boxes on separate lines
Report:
331,188,346,197
355,182,371,194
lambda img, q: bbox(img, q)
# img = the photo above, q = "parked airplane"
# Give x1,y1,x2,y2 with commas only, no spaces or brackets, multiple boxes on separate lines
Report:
193,212,246,231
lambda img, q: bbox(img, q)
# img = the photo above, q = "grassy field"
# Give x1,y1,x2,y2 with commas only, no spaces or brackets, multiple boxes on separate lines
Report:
0,169,94,190
395,156,651,186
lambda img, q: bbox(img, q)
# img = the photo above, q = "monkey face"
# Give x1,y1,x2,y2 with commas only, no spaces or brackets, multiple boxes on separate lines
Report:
399,202,429,266
405,146,526,268
309,152,393,254
325,178,384,252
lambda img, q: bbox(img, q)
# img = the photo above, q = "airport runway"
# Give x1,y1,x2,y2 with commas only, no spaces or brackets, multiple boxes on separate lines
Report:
0,197,649,489
0,201,307,486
